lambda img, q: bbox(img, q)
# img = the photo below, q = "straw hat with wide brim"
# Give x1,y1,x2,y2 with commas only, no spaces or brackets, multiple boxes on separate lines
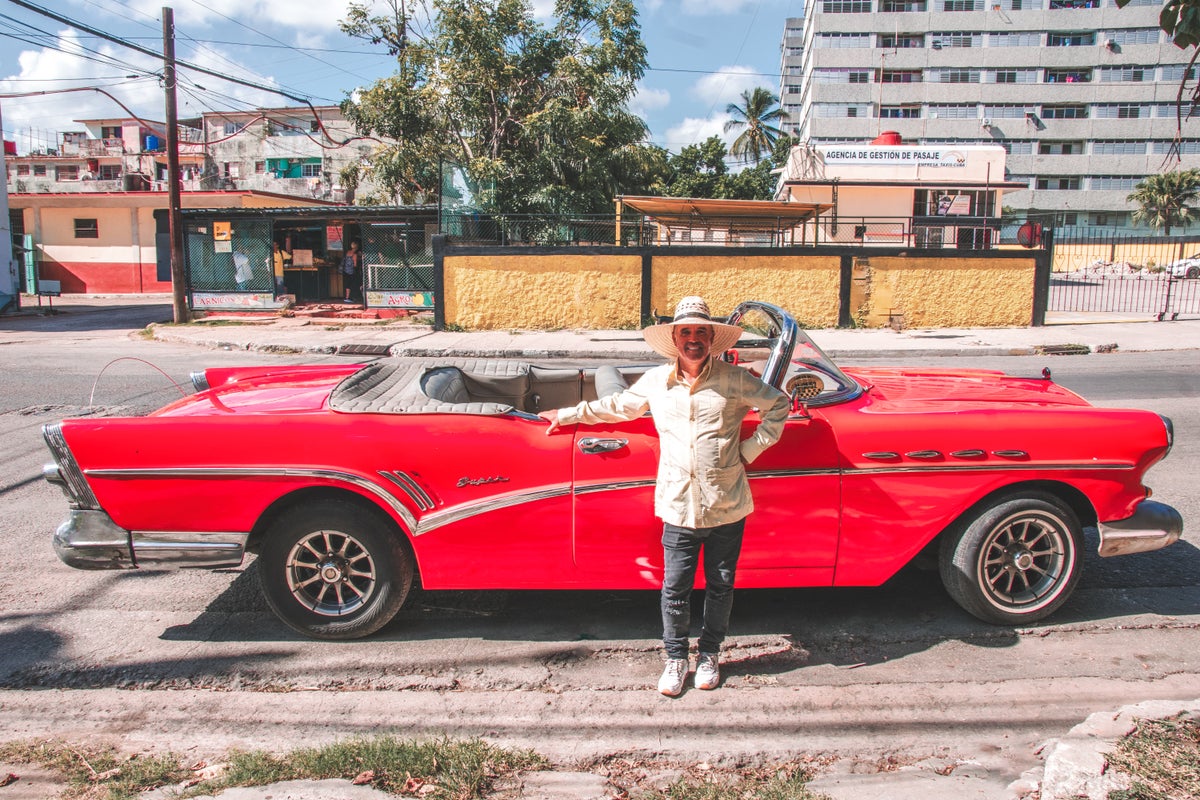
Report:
642,296,743,359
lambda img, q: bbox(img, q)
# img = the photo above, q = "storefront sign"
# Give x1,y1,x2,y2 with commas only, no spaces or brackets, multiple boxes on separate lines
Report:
366,291,434,309
213,221,232,241
820,147,967,168
191,292,283,310
327,225,343,250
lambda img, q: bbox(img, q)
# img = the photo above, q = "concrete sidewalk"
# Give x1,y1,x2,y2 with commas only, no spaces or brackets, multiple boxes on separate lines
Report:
147,309,1200,359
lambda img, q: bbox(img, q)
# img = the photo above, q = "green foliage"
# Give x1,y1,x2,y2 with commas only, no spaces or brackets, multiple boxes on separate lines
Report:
1127,169,1200,234
1105,715,1200,800
340,0,660,213
653,134,797,200
723,87,789,165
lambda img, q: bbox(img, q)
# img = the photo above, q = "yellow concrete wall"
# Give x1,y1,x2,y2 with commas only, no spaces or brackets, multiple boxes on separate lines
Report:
862,256,1035,328
442,250,1038,330
651,255,842,328
1052,241,1186,272
444,253,643,329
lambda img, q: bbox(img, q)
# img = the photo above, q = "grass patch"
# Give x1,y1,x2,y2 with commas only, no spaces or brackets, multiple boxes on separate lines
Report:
1107,715,1200,800
0,735,545,799
618,762,826,800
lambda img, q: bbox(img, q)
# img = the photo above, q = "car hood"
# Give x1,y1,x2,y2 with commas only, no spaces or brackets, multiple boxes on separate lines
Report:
842,366,1091,409
155,364,364,416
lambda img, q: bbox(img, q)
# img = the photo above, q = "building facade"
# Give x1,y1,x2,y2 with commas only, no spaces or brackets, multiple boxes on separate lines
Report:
779,0,1200,227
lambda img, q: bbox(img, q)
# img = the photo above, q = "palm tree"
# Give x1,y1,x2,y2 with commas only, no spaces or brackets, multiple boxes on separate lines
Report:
1128,169,1200,235
723,88,788,165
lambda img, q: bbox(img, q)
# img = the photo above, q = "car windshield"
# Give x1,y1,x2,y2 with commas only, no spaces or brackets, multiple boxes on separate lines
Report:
728,301,861,407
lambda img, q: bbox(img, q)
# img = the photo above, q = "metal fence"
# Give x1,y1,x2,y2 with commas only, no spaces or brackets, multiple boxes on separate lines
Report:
440,212,1029,250
184,219,274,292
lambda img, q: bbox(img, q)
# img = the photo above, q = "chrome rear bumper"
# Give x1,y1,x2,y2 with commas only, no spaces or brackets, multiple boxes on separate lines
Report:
1098,500,1184,557
54,510,247,570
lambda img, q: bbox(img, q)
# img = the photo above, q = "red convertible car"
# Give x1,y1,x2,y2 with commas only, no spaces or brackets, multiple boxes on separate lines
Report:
44,301,1182,640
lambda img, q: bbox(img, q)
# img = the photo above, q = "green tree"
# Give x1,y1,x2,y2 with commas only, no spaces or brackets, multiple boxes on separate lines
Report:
723,87,788,165
340,0,655,213
651,134,798,200
1127,169,1200,234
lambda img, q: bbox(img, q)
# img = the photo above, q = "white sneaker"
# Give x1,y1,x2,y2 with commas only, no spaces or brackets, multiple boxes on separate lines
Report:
657,658,688,696
694,653,720,690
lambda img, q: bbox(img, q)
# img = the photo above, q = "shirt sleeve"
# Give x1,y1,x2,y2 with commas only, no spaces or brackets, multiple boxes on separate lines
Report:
738,373,790,464
557,371,653,426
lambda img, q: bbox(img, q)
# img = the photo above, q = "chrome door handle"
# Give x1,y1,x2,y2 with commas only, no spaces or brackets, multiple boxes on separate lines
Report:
578,437,628,455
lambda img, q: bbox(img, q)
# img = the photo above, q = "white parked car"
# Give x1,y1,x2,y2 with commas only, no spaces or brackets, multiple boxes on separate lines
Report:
1164,253,1200,279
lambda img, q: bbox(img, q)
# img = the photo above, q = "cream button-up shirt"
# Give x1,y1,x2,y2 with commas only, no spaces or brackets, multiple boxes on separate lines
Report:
558,357,790,529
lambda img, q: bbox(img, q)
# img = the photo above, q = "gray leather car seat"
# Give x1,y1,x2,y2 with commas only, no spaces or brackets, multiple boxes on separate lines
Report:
594,365,629,398
421,367,471,404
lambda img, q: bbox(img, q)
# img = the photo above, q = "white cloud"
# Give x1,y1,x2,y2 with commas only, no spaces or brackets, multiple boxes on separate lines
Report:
664,114,731,149
529,0,557,19
630,84,670,118
690,66,762,108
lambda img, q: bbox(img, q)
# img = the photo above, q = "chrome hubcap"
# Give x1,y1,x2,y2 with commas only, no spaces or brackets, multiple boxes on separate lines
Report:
285,530,377,617
979,511,1073,612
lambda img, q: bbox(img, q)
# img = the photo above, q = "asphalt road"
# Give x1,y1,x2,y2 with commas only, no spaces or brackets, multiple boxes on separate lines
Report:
0,303,1196,796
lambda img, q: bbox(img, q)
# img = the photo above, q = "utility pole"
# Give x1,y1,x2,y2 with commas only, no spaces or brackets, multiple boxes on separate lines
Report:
163,7,187,324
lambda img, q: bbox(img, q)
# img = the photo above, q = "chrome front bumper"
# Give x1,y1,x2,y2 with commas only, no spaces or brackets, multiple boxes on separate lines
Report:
1098,500,1184,557
54,510,248,570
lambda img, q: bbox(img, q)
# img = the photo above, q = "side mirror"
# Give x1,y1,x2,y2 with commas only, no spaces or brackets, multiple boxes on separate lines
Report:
790,389,811,419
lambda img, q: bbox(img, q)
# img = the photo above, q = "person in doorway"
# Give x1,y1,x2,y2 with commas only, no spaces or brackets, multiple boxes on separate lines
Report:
270,241,291,294
342,240,362,303
538,296,789,696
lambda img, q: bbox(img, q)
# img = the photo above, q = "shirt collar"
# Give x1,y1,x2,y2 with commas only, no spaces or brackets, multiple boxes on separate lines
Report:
672,356,713,389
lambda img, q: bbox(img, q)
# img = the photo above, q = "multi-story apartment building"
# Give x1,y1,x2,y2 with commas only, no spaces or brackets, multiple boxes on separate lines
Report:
779,0,1200,227
6,106,383,202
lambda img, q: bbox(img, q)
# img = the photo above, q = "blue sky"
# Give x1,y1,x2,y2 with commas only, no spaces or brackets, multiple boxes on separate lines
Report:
0,0,802,156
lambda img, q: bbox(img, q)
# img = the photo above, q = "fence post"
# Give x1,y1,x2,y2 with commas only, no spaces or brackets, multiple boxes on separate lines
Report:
432,233,446,331
838,255,854,328
640,251,653,325
1031,228,1053,327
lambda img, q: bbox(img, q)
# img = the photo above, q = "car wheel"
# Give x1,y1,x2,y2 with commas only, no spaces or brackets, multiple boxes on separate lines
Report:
1187,266,1200,279
939,493,1083,625
259,502,413,640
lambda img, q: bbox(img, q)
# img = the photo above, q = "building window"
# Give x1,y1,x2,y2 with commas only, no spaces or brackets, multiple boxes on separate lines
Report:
98,164,121,180
1048,0,1097,7
1001,141,1035,154
941,0,979,9
301,162,322,177
1154,140,1200,154
16,164,30,176
1093,140,1146,154
1090,176,1140,190
33,165,46,176
880,0,925,8
931,32,982,48
929,104,979,119
1044,68,1090,82
1100,66,1149,82
879,33,924,47
823,0,872,11
847,106,859,117
74,218,99,239
1046,32,1095,46
1103,28,1160,45
254,161,266,173
880,105,921,118
1160,64,1198,81
1038,141,1084,154
817,33,872,47
988,32,1042,46
991,69,1037,83
814,69,871,83
913,227,945,248
1035,177,1082,190
56,165,80,181
983,104,1038,118
1095,103,1147,118
1041,105,1088,118
881,69,923,82
222,121,244,135
935,68,981,83
100,125,121,140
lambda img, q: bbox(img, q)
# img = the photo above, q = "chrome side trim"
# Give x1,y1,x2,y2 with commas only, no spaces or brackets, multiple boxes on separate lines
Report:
131,531,247,568
83,466,418,533
190,371,210,392
950,449,987,458
847,462,1134,476
750,468,841,479
905,450,942,459
863,452,900,460
42,423,99,510
380,470,435,511
415,484,573,535
573,479,657,496
992,450,1030,458
1098,500,1183,557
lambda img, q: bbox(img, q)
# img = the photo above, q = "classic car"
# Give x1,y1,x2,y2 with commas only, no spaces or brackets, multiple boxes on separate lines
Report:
43,301,1182,640
1165,253,1200,279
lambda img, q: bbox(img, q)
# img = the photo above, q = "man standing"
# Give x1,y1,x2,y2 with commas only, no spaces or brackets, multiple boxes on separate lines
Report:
539,297,789,696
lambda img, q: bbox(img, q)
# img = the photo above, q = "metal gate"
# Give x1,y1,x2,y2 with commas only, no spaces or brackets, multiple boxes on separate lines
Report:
361,221,435,310
1048,231,1200,319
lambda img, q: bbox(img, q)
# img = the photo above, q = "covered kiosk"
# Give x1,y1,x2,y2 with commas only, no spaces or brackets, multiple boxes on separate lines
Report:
615,196,832,247
180,205,438,311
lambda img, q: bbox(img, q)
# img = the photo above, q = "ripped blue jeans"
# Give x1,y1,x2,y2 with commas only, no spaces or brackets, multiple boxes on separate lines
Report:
660,518,746,660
